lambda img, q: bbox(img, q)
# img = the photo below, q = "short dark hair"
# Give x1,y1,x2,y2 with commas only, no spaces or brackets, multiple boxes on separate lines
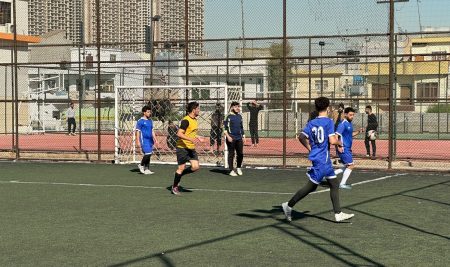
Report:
344,107,355,114
186,101,199,113
315,97,330,112
230,101,240,107
366,105,372,110
142,105,151,113
338,102,344,109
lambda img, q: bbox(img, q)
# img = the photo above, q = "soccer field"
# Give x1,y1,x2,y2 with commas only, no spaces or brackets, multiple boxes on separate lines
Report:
0,162,449,266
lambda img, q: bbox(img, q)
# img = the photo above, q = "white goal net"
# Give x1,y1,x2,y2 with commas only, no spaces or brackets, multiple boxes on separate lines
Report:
114,85,242,166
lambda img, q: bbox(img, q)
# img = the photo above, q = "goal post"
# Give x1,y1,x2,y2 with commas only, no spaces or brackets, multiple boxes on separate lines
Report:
114,85,242,167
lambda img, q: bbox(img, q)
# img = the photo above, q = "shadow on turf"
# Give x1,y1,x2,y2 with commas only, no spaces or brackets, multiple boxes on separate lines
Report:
108,179,450,266
235,206,347,224
209,168,230,175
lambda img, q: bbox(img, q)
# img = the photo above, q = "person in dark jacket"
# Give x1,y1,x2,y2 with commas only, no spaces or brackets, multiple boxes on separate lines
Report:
210,103,224,152
364,105,378,159
246,100,263,147
167,120,178,150
224,101,246,176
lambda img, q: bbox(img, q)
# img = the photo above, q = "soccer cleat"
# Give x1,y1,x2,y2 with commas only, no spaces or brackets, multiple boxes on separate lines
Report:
282,202,292,222
229,170,238,176
366,154,370,157
335,212,354,222
138,164,145,174
144,169,154,175
339,184,352,190
236,168,243,176
171,186,180,195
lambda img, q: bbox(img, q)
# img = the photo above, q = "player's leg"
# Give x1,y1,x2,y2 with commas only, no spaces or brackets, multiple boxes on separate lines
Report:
254,126,259,146
339,152,354,188
371,140,376,158
226,139,237,176
236,139,244,175
73,118,76,134
282,166,320,222
210,128,216,151
216,129,223,152
249,124,256,146
340,164,354,188
172,163,186,195
325,165,354,222
183,149,200,175
364,134,371,156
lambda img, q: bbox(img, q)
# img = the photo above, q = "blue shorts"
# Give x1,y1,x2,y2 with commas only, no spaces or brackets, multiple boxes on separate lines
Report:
337,149,353,165
306,163,337,184
141,143,153,155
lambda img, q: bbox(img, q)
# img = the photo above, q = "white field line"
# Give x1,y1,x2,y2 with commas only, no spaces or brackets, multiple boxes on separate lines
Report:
0,173,407,196
311,173,408,194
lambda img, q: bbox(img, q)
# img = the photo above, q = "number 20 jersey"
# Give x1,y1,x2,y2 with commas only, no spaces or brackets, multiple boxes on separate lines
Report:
301,116,336,165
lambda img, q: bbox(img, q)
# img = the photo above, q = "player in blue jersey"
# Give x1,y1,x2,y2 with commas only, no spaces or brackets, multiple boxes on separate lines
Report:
334,107,363,189
282,97,354,222
136,105,158,175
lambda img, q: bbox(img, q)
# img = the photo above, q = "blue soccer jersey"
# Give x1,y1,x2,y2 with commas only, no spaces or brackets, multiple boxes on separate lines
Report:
136,118,154,154
335,119,354,165
336,119,353,149
301,116,335,165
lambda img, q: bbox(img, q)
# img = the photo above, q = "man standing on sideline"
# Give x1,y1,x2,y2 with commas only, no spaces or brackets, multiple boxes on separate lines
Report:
364,105,378,160
136,105,158,175
247,100,263,147
172,102,205,195
334,107,363,189
210,103,224,153
224,102,246,176
281,97,354,223
67,102,76,136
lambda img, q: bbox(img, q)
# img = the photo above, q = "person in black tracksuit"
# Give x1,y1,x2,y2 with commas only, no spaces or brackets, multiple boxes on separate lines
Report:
247,100,263,146
364,105,378,159
210,103,224,152
224,101,245,176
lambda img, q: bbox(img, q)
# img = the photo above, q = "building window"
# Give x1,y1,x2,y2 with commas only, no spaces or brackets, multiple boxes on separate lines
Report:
110,54,116,62
417,82,438,102
315,80,328,91
0,2,11,25
432,51,447,61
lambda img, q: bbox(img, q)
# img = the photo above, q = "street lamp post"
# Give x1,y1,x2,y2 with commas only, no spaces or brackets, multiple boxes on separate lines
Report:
319,41,325,96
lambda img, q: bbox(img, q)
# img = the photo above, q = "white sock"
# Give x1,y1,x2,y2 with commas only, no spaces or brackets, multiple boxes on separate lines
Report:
334,169,344,175
340,168,352,185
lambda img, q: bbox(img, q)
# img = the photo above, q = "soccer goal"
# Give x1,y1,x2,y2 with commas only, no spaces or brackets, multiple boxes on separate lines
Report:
114,85,242,166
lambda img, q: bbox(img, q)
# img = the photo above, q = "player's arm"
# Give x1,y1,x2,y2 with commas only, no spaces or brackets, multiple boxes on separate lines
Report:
240,114,246,143
352,128,362,137
135,121,143,150
298,132,311,152
223,115,233,142
152,130,158,145
328,120,342,147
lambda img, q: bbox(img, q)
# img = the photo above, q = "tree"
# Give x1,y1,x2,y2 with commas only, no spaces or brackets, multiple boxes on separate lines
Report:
267,42,294,109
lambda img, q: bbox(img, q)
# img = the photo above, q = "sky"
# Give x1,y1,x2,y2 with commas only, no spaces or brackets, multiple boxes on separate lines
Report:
204,0,450,39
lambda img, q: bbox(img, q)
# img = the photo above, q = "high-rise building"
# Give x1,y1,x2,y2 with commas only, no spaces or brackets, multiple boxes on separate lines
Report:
28,0,83,43
28,0,204,54
154,0,204,55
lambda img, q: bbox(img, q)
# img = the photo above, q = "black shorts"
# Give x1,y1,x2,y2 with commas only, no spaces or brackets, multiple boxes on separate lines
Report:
176,147,199,165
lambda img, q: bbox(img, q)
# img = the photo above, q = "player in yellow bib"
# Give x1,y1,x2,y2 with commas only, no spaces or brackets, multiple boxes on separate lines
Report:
171,102,205,195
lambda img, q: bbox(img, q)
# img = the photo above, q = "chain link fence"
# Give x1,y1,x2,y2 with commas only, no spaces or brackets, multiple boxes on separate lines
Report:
0,0,449,169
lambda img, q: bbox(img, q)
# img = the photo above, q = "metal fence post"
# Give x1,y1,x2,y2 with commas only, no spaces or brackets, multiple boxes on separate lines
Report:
387,0,395,168
96,0,101,161
12,0,19,160
282,0,287,168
